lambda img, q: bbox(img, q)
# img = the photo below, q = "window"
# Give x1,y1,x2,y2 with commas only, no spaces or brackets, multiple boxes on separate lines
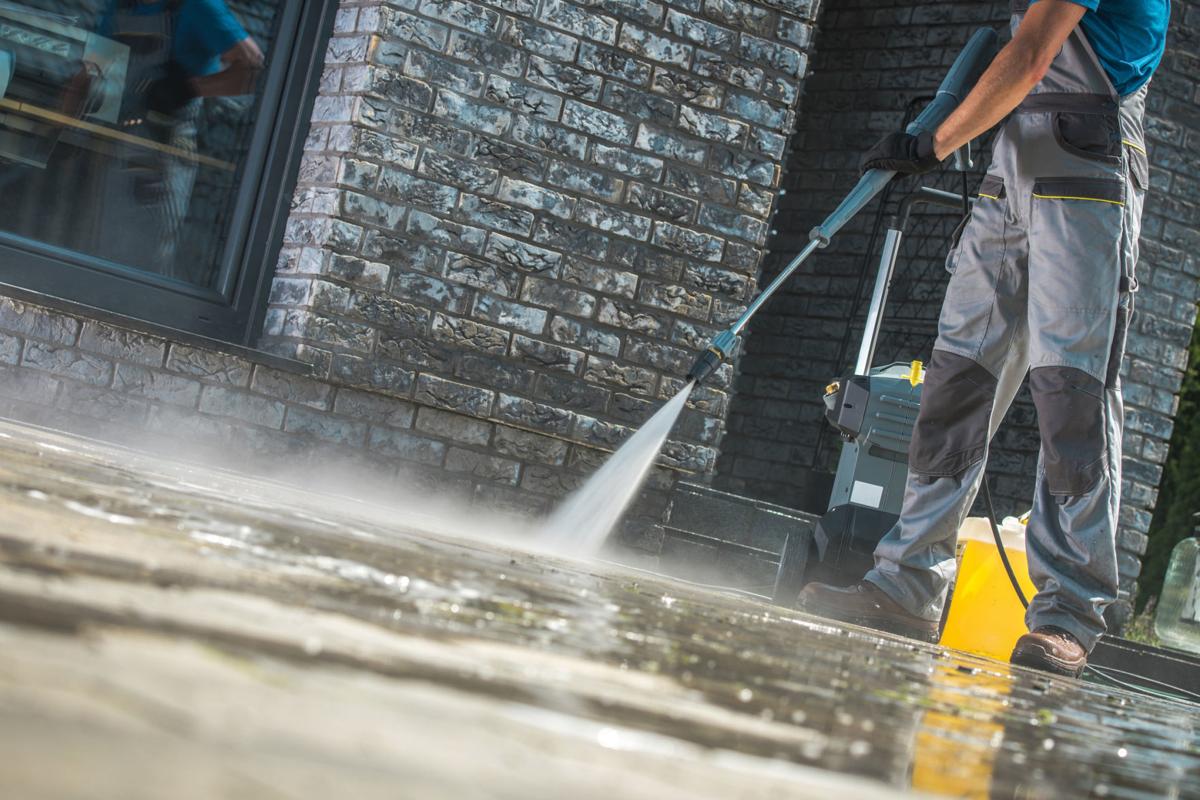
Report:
0,0,335,343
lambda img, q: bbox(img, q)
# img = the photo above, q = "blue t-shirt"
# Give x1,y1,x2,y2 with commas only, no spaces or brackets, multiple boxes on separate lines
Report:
103,0,249,77
1053,0,1171,95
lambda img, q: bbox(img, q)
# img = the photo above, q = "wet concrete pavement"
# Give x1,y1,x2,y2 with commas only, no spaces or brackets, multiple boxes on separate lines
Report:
0,417,1196,799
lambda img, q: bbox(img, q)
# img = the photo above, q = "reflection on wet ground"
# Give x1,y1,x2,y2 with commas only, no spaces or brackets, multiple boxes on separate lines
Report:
0,417,1196,799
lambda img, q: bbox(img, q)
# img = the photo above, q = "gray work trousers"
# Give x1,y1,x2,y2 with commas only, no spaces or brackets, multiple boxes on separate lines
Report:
865,12,1149,652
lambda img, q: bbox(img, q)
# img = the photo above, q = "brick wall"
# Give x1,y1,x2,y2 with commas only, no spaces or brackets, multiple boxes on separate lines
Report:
260,0,820,548
718,0,1200,626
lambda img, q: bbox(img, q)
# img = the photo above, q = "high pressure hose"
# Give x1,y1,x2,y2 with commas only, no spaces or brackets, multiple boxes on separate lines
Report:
685,27,1000,385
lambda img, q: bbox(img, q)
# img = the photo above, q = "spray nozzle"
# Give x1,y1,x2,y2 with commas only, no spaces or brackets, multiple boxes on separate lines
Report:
686,329,737,385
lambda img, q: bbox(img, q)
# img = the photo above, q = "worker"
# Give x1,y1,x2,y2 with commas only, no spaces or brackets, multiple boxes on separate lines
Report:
100,0,263,280
798,0,1170,677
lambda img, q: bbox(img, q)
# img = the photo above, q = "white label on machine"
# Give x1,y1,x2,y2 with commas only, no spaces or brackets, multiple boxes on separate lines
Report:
851,481,884,509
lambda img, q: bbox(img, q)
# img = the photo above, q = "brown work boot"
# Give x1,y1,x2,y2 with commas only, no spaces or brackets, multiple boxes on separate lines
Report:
797,581,940,643
1010,626,1087,677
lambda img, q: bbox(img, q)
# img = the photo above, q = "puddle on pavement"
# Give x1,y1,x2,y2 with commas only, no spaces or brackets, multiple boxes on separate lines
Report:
0,418,1196,799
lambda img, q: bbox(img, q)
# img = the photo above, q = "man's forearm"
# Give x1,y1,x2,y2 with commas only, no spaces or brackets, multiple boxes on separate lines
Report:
931,0,1087,160
189,38,264,99
931,44,1048,159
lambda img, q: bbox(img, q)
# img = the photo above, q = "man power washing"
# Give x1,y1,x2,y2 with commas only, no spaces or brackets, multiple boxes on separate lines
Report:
798,0,1170,677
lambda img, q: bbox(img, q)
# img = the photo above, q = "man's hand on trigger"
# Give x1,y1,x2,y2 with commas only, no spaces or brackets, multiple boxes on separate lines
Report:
860,130,942,175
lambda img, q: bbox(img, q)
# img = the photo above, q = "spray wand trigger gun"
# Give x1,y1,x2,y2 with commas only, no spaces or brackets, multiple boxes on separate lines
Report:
684,27,999,386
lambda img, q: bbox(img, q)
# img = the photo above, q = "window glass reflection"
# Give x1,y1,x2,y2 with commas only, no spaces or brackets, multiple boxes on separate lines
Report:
0,1,278,289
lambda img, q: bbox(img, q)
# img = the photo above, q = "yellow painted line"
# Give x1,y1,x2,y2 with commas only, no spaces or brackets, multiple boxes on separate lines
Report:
1121,138,1146,155
1032,193,1124,206
978,193,1001,200
0,98,236,171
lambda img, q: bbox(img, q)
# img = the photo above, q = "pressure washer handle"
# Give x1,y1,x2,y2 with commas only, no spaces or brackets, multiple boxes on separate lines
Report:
809,27,999,245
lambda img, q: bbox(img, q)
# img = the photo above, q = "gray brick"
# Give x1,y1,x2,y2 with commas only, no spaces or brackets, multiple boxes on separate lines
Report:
368,426,446,466
562,259,639,298
57,382,149,424
698,203,768,243
499,17,579,62
651,222,724,262
415,373,494,417
535,372,610,413
341,191,405,228
485,233,564,275
348,293,429,336
404,49,485,95
0,363,59,403
511,115,589,159
445,447,520,484
540,0,618,44
548,315,621,357
710,146,778,187
635,123,708,166
328,254,390,289
662,164,736,204
382,9,449,50
23,342,112,386
692,49,764,91
525,54,602,101
724,91,788,130
596,298,666,334
78,322,166,367
739,34,804,77
627,183,698,222
474,294,549,334
377,168,459,213
165,345,252,386
564,208,644,253
333,388,415,429
472,136,546,180
391,110,473,155
650,67,723,108
638,281,713,319
406,210,488,253
667,10,737,50
455,354,537,394
511,335,584,374
702,0,773,35
484,76,564,120
601,82,677,124
377,332,457,371
679,106,748,145
0,332,21,364
445,254,521,297
284,406,368,445
330,354,416,398
617,24,693,67
588,143,664,180
447,31,525,76
0,297,79,345
433,91,512,135
430,312,510,354
546,159,623,201
415,406,492,446
577,42,653,84
251,367,333,409
573,198,653,240
495,393,575,436
416,0,499,35
522,277,598,318
493,425,569,465
498,178,574,218
392,271,471,313
458,194,536,237
562,100,636,144
199,385,286,429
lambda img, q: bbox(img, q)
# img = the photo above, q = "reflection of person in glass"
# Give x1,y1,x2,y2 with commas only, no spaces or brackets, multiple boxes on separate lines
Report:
103,0,262,279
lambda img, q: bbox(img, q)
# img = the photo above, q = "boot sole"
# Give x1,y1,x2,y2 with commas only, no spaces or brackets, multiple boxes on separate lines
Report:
799,599,940,644
1010,640,1086,678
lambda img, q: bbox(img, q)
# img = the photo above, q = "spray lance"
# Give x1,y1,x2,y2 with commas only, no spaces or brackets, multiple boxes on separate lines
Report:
685,27,1000,385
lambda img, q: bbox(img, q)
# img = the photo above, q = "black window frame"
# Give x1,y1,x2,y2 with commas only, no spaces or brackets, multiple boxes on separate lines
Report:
0,0,339,346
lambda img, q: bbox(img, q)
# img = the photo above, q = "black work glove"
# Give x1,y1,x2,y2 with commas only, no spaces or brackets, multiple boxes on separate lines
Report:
145,60,197,116
860,130,941,175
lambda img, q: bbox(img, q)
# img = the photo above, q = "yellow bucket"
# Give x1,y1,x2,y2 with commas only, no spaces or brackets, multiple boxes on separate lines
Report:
938,517,1037,661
